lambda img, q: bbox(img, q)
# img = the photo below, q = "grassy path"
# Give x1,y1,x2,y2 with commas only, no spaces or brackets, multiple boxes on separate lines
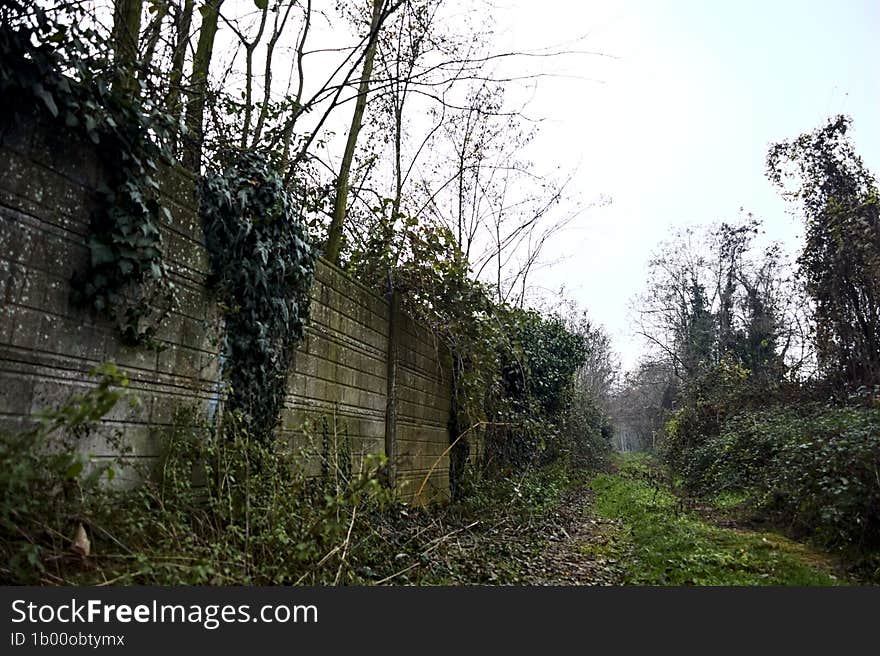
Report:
323,455,852,585
587,453,848,585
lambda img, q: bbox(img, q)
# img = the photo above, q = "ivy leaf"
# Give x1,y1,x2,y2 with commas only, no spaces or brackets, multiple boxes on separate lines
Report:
254,0,268,8
90,242,116,266
33,83,58,117
64,460,84,479
84,114,100,143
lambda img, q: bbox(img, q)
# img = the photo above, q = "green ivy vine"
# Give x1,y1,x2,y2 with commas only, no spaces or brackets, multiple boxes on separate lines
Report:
199,152,316,442
0,2,176,345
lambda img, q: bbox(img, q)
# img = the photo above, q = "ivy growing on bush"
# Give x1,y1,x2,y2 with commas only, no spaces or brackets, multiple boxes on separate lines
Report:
494,308,588,466
501,309,588,417
0,2,178,345
200,152,316,442
347,220,598,484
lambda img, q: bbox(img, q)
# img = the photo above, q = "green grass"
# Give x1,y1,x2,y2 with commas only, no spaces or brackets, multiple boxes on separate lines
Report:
589,453,846,586
710,489,752,511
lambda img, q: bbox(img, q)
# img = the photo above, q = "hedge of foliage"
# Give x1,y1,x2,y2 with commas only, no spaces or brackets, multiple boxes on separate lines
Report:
681,404,880,549
347,219,611,489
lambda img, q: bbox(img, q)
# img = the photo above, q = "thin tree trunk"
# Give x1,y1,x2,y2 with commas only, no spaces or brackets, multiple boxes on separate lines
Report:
112,0,143,95
167,0,195,153
140,0,170,74
389,7,407,224
252,0,297,147
183,0,224,172
324,0,385,263
279,0,311,172
239,4,269,149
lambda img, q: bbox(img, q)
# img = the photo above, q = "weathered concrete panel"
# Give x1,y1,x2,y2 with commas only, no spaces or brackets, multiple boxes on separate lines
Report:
0,125,453,504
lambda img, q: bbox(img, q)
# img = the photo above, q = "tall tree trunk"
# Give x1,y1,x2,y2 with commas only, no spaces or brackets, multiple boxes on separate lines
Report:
324,0,384,263
182,0,224,172
167,0,194,154
111,0,143,95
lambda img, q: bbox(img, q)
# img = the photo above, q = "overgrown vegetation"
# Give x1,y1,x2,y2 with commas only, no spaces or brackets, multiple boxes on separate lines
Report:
0,364,386,584
0,1,619,591
0,364,136,583
690,406,880,550
200,151,316,442
768,115,880,391
591,454,846,585
0,365,607,585
347,215,614,494
0,1,177,345
6,2,879,589
628,116,880,571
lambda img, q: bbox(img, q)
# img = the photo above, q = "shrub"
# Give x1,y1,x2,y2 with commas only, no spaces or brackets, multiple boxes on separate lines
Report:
769,407,880,547
662,358,756,477
689,404,880,549
561,392,613,470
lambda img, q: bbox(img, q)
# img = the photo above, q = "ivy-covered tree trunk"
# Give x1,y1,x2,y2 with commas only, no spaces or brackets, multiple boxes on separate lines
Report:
183,0,224,172
767,115,880,390
325,0,384,263
199,153,316,443
111,0,143,94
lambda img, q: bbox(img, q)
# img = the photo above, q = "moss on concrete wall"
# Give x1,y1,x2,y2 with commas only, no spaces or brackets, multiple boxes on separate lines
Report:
0,125,451,503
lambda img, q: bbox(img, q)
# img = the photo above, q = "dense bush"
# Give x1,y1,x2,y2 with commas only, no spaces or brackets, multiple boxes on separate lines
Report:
500,309,587,418
487,307,590,467
348,220,601,485
662,358,768,476
687,404,880,549
561,393,613,469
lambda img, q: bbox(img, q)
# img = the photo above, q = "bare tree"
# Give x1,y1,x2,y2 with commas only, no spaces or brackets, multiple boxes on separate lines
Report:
325,0,387,262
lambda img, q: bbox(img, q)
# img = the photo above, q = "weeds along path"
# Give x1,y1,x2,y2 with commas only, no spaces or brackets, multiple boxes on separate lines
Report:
588,453,850,585
496,481,627,586
362,466,625,585
369,453,847,585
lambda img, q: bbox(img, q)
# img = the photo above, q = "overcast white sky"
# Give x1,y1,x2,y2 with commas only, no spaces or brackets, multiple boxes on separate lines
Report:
490,0,880,369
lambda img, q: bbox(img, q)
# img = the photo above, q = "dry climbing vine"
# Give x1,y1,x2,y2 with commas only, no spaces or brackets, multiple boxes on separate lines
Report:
199,152,316,442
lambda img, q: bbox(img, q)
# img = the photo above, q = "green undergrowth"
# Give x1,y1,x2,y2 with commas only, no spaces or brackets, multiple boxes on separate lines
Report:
0,364,596,585
590,453,847,586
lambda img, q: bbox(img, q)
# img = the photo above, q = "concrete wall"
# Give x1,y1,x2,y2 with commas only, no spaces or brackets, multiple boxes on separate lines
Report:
0,124,451,503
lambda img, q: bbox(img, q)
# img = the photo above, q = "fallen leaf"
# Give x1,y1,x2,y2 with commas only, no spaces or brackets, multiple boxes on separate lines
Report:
72,523,90,557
